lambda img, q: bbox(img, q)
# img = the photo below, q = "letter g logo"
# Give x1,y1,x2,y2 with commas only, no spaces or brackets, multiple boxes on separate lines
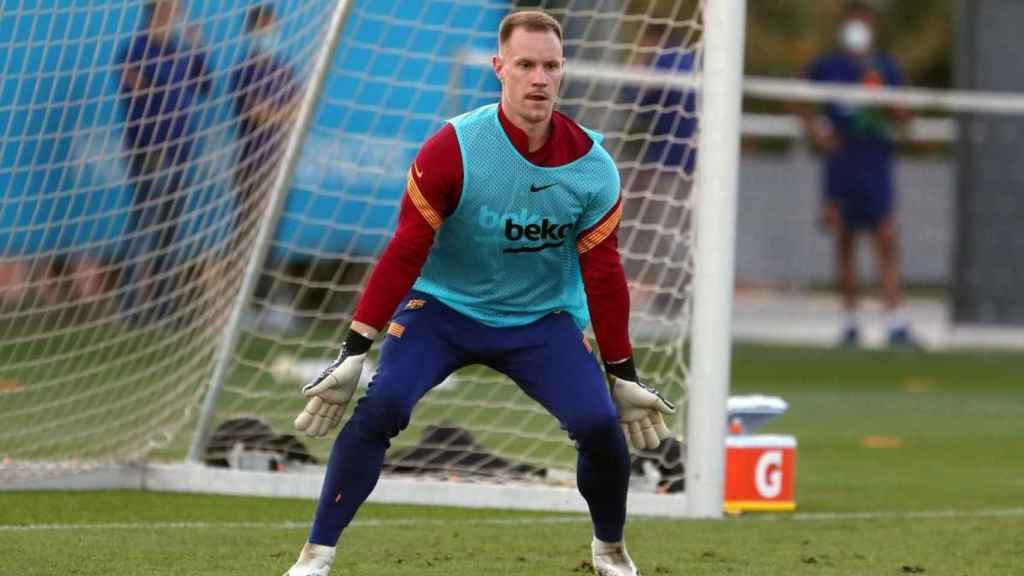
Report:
754,450,783,499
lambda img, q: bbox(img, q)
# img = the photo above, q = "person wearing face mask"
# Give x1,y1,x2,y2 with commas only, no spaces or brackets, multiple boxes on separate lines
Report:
796,1,918,349
228,4,301,246
115,0,212,325
617,24,697,306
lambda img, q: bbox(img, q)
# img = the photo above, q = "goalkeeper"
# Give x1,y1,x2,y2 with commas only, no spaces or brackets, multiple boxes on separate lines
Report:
284,11,674,576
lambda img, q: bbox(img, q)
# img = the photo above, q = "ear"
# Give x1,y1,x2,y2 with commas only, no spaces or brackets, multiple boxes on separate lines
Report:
492,54,504,82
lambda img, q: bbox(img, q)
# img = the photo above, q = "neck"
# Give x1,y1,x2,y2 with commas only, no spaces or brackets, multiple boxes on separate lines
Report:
846,48,873,61
501,97,551,153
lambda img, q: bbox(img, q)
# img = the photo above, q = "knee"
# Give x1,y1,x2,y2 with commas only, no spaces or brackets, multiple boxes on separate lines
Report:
571,412,629,463
349,386,414,440
875,218,897,245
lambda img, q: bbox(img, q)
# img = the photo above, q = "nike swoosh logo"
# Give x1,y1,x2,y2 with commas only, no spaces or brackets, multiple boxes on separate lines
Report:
414,163,423,178
530,183,556,192
503,241,564,253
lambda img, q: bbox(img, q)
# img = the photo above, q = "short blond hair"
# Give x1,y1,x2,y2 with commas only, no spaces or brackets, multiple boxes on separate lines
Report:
498,11,562,46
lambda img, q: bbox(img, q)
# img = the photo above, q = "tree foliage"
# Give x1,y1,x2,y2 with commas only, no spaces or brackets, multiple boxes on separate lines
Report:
746,0,953,86
623,0,953,87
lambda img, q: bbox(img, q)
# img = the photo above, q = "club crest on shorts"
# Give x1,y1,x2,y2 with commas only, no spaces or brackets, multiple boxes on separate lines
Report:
387,322,406,338
404,299,427,310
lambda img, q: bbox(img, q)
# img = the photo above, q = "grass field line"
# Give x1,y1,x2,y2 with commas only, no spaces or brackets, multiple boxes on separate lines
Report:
3,507,1024,532
782,507,1024,521
0,516,584,532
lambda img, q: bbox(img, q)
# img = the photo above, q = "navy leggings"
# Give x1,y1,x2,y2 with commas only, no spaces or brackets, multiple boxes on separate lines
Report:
309,291,631,546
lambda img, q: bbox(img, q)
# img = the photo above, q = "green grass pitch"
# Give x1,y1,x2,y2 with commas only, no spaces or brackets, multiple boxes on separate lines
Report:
2,344,1023,575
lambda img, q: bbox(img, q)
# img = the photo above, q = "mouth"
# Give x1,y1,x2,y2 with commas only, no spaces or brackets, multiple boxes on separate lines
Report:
525,93,549,103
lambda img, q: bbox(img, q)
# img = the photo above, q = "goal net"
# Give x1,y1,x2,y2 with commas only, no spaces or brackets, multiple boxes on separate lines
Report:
2,0,733,514
0,0,338,480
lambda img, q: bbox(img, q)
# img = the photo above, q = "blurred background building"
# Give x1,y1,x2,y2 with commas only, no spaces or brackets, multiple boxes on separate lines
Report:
2,0,1020,347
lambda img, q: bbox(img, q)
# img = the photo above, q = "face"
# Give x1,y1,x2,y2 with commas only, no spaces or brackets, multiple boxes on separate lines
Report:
493,26,564,126
250,13,279,53
839,13,874,55
254,12,276,34
150,1,180,33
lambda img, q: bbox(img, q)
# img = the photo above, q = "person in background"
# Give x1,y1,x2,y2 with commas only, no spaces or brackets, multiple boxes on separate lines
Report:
228,4,300,243
633,23,698,181
796,0,918,348
619,23,697,313
115,0,212,323
228,4,306,334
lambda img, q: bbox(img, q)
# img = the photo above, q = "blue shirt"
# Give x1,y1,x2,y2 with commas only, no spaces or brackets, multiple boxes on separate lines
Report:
413,104,620,330
640,49,698,173
229,51,298,136
228,51,299,160
806,51,904,198
116,30,211,162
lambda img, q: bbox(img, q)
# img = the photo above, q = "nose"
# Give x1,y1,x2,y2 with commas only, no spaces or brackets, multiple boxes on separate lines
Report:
530,67,549,86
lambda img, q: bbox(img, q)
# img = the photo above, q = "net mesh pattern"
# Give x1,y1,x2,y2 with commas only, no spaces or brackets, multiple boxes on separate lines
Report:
0,0,701,488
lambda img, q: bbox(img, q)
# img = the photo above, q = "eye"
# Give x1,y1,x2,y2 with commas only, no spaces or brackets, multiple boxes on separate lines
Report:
545,62,561,72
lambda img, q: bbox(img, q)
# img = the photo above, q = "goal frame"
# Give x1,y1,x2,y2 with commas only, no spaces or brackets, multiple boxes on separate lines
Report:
178,0,746,519
685,0,746,518
1,1,746,520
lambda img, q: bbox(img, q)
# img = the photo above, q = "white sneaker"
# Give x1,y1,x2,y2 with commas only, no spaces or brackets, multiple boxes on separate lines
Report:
591,538,639,576
283,543,335,576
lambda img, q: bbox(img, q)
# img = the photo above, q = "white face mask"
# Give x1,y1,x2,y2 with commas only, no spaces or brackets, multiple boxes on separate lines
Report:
251,30,280,53
171,18,188,40
839,20,873,54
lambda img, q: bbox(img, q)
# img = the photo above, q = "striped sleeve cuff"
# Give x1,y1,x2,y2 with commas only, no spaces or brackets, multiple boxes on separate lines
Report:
406,169,442,230
576,198,622,254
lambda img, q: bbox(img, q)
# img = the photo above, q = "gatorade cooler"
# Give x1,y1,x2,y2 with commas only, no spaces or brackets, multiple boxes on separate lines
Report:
724,434,797,513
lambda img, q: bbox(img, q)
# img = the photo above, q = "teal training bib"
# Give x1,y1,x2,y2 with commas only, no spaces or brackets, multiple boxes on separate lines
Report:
413,104,620,329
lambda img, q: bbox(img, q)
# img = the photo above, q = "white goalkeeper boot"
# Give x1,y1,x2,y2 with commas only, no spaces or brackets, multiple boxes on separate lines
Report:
591,537,639,576
283,543,335,576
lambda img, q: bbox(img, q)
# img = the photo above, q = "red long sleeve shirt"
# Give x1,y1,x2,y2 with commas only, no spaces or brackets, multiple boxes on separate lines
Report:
353,105,632,362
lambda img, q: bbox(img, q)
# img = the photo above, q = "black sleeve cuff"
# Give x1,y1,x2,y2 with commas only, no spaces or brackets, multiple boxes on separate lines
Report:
344,330,374,355
604,356,638,382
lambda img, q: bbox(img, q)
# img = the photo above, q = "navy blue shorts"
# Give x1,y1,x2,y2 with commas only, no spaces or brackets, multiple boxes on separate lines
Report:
357,290,616,440
835,185,893,231
825,157,894,231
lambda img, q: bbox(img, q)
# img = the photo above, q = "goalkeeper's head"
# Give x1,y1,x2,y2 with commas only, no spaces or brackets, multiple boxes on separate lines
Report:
492,11,564,127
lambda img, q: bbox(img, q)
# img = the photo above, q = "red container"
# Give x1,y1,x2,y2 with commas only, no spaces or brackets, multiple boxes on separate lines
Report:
724,434,797,513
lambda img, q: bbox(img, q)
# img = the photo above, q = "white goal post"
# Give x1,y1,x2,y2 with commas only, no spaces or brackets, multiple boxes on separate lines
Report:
686,0,746,518
1,0,747,519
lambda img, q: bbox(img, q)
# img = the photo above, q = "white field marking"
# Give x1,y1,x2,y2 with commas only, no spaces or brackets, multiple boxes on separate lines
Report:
3,507,1024,533
0,515,588,532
